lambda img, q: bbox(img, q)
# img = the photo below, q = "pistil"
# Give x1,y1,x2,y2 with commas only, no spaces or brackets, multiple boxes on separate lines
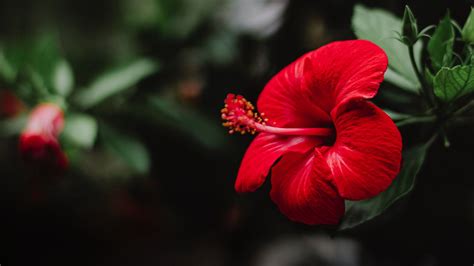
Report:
221,93,333,137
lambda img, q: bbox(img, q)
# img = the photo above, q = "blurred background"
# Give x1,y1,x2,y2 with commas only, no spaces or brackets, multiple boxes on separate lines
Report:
0,0,473,265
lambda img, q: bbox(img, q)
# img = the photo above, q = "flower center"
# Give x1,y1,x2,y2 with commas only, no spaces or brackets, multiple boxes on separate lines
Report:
221,93,334,137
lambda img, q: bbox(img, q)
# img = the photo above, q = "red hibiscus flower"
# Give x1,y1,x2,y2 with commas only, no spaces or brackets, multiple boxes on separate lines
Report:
19,103,68,174
221,40,402,225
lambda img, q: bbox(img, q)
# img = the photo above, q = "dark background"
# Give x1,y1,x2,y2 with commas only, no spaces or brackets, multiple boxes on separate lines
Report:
0,0,473,265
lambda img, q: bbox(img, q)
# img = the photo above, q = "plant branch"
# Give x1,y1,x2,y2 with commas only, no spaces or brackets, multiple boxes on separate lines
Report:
407,44,437,108
449,116,474,126
396,115,437,127
453,100,474,116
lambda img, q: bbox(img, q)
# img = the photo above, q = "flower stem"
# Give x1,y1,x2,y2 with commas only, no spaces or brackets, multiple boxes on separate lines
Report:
448,116,474,126
407,44,436,108
453,99,474,116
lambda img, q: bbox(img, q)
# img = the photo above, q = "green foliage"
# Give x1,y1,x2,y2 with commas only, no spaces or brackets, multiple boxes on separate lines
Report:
0,49,16,83
340,144,430,230
123,0,163,30
433,65,474,101
428,13,455,71
146,96,227,150
462,7,474,44
383,109,412,121
401,6,419,45
350,5,474,229
74,59,158,109
62,113,98,149
100,124,150,175
124,0,221,39
53,60,75,97
28,35,62,92
0,35,75,105
352,4,421,93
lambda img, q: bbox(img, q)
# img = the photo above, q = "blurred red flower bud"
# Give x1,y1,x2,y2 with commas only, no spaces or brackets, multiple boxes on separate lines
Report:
0,90,24,118
19,103,68,174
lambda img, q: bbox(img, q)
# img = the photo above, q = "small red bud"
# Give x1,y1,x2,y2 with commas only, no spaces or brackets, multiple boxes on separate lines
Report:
19,103,68,175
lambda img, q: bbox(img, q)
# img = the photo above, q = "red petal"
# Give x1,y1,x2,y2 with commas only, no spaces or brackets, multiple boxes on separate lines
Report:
19,133,68,172
235,133,322,192
257,40,387,127
270,151,345,225
325,100,402,200
257,57,331,128
24,103,64,137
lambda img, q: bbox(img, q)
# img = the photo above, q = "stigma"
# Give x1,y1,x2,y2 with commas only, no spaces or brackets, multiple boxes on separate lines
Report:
221,93,266,134
221,93,334,137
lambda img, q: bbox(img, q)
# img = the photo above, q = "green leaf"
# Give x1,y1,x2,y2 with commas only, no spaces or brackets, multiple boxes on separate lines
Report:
75,59,158,108
428,13,455,71
383,109,412,121
384,68,420,92
62,113,98,149
0,49,17,83
100,124,150,175
433,65,474,101
27,34,62,93
1,35,60,86
424,68,435,88
53,60,74,97
352,4,421,93
123,0,162,29
1,35,69,100
462,7,474,44
339,144,430,230
145,96,227,150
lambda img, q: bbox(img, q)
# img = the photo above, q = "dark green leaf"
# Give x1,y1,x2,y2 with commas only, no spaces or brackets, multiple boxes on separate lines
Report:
30,35,61,91
122,0,162,29
339,144,429,230
100,124,150,175
1,35,69,101
352,4,421,93
62,113,98,149
428,13,455,71
462,7,474,44
75,59,158,108
424,68,435,87
0,35,60,87
146,96,227,150
0,49,16,83
433,65,474,101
